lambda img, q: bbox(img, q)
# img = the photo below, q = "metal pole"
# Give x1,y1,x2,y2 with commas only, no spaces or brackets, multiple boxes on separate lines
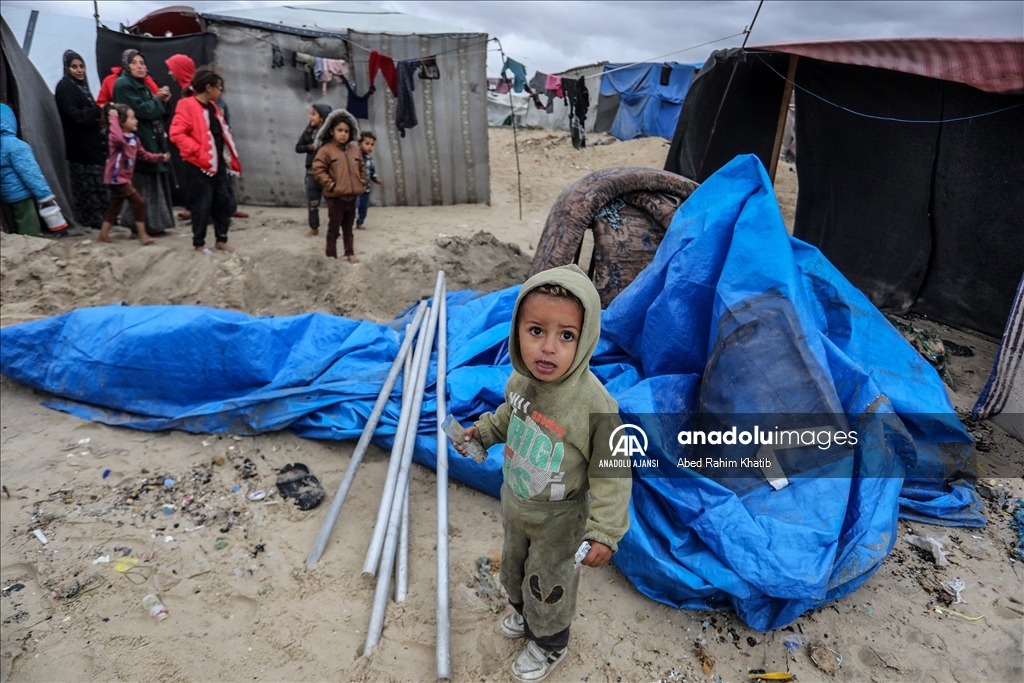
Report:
362,300,434,576
395,482,410,602
305,301,427,569
22,11,39,56
434,277,451,681
365,272,444,653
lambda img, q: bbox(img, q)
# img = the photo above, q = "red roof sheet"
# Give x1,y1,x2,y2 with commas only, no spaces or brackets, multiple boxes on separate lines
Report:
752,38,1024,94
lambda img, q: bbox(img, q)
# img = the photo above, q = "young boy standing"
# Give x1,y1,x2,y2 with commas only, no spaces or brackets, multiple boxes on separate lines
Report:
454,264,631,683
310,109,366,262
296,103,332,236
355,131,381,230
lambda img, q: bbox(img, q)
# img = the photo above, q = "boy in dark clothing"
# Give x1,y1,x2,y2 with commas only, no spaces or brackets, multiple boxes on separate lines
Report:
452,264,631,683
310,109,366,262
355,131,381,230
296,103,332,236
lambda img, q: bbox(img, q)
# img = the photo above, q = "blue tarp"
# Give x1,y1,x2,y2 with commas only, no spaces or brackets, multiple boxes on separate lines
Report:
0,155,982,631
600,62,698,140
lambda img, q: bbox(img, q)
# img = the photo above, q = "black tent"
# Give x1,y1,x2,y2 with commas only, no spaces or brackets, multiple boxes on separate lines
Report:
1,16,82,231
665,39,1024,338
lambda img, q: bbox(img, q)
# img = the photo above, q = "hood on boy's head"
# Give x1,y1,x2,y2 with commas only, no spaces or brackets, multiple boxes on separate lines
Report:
165,54,195,91
314,109,358,149
0,104,17,137
312,103,332,124
508,264,602,385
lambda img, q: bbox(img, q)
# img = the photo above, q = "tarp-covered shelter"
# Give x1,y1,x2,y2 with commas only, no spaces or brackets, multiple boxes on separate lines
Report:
595,62,699,140
0,16,82,231
665,38,1024,338
93,2,490,207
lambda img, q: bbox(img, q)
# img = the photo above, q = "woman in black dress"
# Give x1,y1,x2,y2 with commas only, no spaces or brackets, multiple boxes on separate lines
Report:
54,50,107,229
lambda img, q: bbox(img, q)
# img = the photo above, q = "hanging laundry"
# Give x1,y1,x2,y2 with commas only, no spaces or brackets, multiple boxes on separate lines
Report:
529,71,547,94
345,76,375,120
501,57,528,93
271,45,284,69
396,59,419,137
488,77,510,94
545,74,563,98
320,58,348,95
293,51,316,92
313,57,325,84
563,77,590,149
369,50,398,96
418,56,440,80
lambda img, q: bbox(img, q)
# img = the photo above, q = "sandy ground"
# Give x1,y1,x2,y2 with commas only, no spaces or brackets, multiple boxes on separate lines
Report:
1,128,1021,683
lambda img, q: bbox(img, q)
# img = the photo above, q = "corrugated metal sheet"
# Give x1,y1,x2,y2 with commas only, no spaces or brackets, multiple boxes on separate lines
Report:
209,23,489,207
205,2,473,36
753,38,1024,94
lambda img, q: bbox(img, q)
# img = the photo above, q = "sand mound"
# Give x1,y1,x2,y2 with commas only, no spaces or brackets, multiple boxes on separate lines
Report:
0,230,529,324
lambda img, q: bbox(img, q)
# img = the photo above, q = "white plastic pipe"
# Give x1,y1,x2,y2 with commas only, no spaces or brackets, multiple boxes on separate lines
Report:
305,300,427,569
395,481,410,602
364,271,444,653
434,277,451,681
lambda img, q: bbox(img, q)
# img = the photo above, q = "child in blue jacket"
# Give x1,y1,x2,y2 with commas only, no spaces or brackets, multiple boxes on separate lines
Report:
0,104,57,236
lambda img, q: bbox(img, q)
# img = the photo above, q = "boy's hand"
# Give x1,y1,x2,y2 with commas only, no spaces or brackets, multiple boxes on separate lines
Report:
452,425,481,456
374,177,382,185
581,541,612,568
161,153,171,162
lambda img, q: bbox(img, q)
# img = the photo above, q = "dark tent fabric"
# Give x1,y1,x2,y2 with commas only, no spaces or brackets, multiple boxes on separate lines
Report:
599,62,698,140
94,27,217,205
792,58,1024,337
665,47,1024,337
0,16,82,230
664,49,789,182
0,155,982,631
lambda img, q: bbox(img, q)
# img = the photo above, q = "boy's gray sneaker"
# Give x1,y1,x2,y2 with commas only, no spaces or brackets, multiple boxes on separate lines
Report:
501,610,525,638
510,641,567,683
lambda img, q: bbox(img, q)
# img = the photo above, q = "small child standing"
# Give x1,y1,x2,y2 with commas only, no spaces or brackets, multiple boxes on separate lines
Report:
452,264,631,683
98,103,169,244
0,104,58,237
169,67,242,253
310,109,366,262
295,103,332,236
355,131,381,230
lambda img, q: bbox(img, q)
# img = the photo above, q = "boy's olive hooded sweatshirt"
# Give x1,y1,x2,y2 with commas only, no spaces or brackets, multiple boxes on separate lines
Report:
476,264,631,552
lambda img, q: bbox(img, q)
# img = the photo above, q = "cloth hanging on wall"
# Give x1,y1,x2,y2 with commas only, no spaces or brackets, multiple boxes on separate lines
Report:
502,58,528,93
320,58,348,95
345,77,375,120
369,50,398,96
271,45,284,69
396,59,419,137
418,56,440,80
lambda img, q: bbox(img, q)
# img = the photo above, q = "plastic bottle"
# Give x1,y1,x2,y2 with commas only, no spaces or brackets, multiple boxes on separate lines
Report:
142,594,168,621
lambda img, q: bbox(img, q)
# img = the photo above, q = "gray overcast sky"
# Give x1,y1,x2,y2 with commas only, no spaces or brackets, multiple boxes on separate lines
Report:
5,0,1022,75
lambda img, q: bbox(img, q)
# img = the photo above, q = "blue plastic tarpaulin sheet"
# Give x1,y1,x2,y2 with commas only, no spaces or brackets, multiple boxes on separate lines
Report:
600,62,698,140
0,155,982,631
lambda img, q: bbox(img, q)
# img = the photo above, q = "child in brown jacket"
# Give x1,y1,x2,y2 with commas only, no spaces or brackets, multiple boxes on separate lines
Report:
310,109,366,262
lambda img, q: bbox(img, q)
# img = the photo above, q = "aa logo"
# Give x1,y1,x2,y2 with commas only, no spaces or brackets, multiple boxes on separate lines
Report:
609,424,648,458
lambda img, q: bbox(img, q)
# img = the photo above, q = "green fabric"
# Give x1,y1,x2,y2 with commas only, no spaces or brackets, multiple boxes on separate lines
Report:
500,485,587,637
2,198,41,237
476,264,631,552
111,74,167,173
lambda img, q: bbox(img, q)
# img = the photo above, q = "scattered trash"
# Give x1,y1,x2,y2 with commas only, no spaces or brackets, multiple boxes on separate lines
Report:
93,555,110,564
1,583,25,596
1011,505,1024,561
945,578,966,603
143,594,168,621
211,455,225,466
747,672,794,681
215,539,229,550
202,440,212,447
809,639,840,674
693,643,715,674
163,478,175,487
162,504,175,515
164,535,174,543
933,606,985,621
32,529,48,544
259,585,271,595
275,463,325,510
782,633,811,652
232,435,242,441
247,490,266,501
746,636,758,647
154,571,180,591
907,534,949,566
475,556,503,613
231,486,241,493
102,469,111,479
113,557,140,573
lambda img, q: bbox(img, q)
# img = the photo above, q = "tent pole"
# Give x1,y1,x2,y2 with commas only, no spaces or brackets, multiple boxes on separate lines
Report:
768,55,798,185
495,38,523,221
434,277,450,681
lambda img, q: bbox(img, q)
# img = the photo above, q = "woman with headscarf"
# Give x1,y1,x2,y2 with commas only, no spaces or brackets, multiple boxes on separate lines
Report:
54,50,107,229
112,49,174,235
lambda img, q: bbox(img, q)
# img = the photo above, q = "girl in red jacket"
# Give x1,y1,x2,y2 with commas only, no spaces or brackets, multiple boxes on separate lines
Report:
98,103,170,245
169,67,242,253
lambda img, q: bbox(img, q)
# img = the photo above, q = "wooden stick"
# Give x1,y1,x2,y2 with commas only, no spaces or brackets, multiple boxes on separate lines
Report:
769,55,798,185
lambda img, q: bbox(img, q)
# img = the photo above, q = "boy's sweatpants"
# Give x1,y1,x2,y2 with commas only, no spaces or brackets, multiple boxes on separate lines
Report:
500,484,587,650
356,191,370,226
305,173,323,229
325,197,356,258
